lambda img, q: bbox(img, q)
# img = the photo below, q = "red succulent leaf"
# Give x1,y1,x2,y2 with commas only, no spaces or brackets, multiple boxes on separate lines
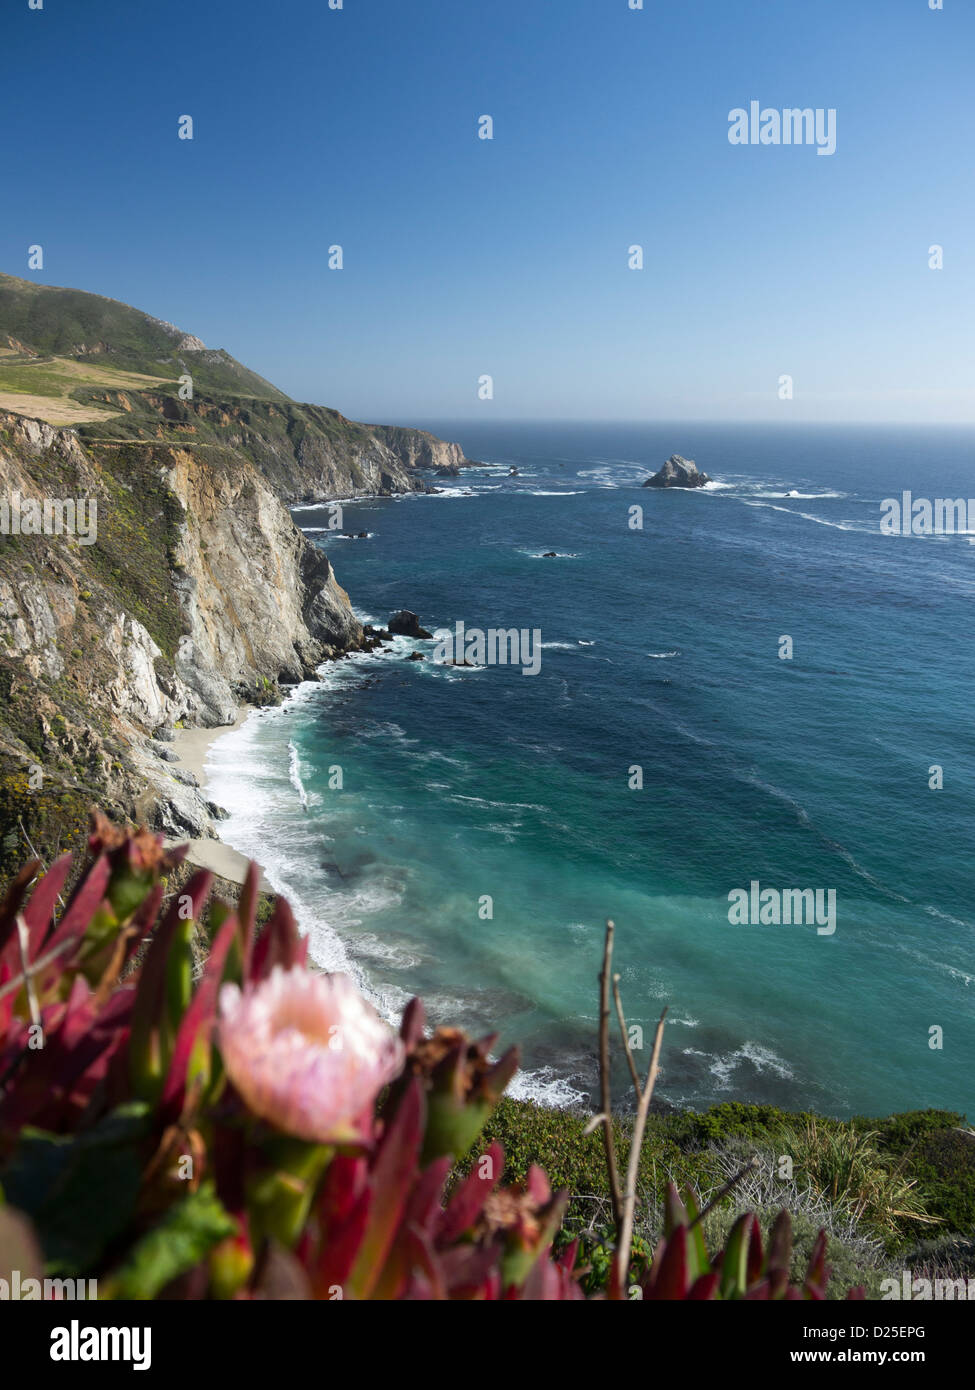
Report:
648,1225,689,1299
747,1214,765,1287
41,853,111,961
235,863,260,979
744,1278,773,1300
312,1186,372,1297
159,910,239,1125
663,1180,688,1234
438,1242,506,1299
0,978,126,1133
525,1164,551,1205
399,1226,445,1300
317,1152,369,1229
0,859,42,960
399,996,426,1050
22,853,73,959
249,895,305,981
130,869,213,1043
370,1155,453,1301
510,1251,584,1301
482,1045,519,1101
405,1155,452,1231
0,960,14,1034
346,1078,425,1299
687,1270,721,1300
438,1139,504,1243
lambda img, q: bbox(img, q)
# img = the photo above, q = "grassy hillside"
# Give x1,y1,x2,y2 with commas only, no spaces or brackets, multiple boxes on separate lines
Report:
0,272,467,498
0,272,289,403
0,347,171,424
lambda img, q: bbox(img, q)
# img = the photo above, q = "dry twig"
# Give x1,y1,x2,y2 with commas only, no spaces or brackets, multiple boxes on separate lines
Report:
598,919,623,1227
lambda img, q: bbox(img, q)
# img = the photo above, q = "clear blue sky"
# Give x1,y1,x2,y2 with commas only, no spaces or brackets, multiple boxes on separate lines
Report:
4,0,973,423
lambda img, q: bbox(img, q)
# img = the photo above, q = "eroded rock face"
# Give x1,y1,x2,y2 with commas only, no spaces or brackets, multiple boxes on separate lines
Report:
161,447,362,724
0,409,364,837
148,400,476,504
642,454,712,489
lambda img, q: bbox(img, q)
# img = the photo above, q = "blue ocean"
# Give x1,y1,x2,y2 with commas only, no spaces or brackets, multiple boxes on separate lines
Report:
205,422,975,1119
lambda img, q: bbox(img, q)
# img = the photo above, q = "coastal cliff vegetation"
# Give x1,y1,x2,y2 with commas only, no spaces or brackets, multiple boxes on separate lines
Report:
0,816,971,1300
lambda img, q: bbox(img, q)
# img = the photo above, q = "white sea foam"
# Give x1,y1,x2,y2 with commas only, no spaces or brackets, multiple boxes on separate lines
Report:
683,1042,795,1089
741,500,873,533
751,490,846,500
450,793,546,812
577,462,648,488
287,740,309,810
414,486,477,499
508,1066,588,1108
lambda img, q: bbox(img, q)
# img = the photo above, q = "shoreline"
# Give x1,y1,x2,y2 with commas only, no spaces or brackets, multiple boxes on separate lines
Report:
171,708,251,792
168,709,272,890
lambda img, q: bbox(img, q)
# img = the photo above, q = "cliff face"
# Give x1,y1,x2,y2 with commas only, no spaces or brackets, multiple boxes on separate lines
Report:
0,273,474,869
0,409,363,845
73,392,471,503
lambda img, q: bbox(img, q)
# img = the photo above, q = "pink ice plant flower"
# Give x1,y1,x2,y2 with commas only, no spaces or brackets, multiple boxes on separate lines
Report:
217,966,405,1144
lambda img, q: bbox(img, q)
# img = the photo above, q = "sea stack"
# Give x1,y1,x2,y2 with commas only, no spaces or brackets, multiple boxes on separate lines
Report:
642,454,711,489
388,610,433,639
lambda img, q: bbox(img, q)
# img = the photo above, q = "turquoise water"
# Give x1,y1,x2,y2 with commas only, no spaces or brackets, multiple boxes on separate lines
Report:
206,423,975,1118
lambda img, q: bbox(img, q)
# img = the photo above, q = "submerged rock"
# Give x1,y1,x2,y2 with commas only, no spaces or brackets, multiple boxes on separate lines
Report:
642,454,711,489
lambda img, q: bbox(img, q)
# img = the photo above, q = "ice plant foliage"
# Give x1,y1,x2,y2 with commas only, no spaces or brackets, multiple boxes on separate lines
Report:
218,968,404,1145
0,815,858,1300
634,1184,864,1301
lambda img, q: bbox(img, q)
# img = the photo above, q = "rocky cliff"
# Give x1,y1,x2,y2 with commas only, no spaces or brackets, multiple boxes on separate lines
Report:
0,408,363,861
72,391,471,503
0,275,475,874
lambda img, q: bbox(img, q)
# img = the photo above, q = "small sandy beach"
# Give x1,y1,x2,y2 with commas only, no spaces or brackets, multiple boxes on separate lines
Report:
168,710,272,891
172,709,251,791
